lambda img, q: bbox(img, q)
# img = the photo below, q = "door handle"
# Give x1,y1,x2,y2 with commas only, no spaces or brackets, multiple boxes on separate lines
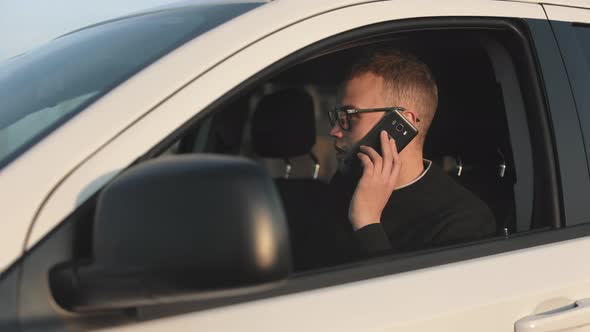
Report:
515,298,590,332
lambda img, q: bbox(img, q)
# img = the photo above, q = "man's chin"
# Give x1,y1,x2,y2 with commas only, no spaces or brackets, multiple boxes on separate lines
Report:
337,157,353,175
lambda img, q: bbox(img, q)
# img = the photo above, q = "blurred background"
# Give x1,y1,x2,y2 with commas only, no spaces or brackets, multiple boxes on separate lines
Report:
0,0,182,63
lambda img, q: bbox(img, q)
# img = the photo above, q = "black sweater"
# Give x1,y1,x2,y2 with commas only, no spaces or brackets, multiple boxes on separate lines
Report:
351,161,496,256
290,161,496,270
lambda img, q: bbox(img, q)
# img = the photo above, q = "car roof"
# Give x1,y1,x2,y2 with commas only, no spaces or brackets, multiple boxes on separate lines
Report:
133,0,590,16
496,0,590,8
268,0,590,9
60,0,590,35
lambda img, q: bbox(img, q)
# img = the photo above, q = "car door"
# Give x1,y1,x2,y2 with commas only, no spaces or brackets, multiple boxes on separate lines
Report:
16,1,590,331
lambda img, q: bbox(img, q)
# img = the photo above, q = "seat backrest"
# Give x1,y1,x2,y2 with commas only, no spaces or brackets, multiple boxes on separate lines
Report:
251,88,316,159
250,88,330,269
422,45,515,234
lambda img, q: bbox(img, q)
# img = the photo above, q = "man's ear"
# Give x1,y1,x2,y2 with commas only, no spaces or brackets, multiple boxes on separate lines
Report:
401,110,420,126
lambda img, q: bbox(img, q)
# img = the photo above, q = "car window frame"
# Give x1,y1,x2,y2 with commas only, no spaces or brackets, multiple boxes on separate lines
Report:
128,15,569,314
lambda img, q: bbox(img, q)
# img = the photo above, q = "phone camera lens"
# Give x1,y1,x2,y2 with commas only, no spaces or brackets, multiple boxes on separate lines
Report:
396,124,404,132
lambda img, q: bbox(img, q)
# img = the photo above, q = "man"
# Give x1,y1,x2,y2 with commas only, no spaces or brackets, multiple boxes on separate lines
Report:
328,49,496,257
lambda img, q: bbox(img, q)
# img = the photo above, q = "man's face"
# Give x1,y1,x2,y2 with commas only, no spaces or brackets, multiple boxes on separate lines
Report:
330,71,388,163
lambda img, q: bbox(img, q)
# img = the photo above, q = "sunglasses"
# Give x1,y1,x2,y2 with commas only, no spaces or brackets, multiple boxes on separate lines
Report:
328,106,418,131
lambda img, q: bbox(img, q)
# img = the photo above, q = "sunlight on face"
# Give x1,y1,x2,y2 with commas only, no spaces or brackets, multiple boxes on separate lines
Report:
330,72,388,159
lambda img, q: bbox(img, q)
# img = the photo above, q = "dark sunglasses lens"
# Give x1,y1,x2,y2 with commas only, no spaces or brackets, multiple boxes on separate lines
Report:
337,110,349,130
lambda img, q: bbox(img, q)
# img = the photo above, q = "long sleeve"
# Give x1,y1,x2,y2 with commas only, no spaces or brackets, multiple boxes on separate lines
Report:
354,223,392,257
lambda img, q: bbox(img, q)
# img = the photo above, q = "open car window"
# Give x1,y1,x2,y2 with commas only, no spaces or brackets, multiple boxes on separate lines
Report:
161,21,547,271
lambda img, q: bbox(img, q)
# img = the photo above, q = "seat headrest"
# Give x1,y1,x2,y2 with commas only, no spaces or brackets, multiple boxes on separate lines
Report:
251,88,316,158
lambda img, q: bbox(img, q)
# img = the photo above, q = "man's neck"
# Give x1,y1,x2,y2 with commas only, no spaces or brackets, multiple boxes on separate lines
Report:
397,148,425,187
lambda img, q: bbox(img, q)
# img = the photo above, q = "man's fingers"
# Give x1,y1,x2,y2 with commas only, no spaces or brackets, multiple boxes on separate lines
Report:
359,145,382,174
380,131,393,175
357,152,373,177
389,138,401,185
390,137,399,164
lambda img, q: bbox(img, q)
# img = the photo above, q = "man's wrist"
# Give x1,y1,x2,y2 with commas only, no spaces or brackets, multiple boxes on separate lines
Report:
354,223,392,256
352,220,381,231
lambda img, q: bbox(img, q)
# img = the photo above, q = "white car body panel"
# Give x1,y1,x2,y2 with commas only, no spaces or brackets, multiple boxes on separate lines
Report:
545,3,590,22
96,236,590,332
505,0,590,9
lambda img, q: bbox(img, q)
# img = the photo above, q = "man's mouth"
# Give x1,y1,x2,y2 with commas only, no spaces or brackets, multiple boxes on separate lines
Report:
334,145,347,158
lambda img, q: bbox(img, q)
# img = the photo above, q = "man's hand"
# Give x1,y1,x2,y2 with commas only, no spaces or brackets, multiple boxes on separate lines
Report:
349,130,401,230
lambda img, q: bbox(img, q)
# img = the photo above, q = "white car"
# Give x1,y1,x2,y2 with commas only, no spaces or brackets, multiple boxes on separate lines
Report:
2,0,590,331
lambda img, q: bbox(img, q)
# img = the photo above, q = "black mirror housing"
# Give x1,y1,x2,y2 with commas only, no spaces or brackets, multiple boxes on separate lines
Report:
51,155,291,312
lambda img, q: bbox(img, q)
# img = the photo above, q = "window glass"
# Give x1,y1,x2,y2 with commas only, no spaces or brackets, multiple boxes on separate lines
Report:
0,3,261,169
550,22,590,198
573,26,590,66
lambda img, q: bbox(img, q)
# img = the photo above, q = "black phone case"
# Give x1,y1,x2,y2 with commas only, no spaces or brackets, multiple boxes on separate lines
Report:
343,110,418,175
358,109,418,153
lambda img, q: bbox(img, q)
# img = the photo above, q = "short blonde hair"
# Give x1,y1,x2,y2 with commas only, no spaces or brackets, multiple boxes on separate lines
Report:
349,50,438,141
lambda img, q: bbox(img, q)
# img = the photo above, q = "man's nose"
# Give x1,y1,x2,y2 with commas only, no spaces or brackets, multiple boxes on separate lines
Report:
329,122,343,138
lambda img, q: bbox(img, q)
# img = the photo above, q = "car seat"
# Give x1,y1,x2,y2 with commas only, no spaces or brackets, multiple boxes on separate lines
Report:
423,45,516,235
250,88,320,179
250,87,338,269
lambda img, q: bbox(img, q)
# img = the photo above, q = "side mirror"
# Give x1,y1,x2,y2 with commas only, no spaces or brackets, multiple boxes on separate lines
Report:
50,155,292,312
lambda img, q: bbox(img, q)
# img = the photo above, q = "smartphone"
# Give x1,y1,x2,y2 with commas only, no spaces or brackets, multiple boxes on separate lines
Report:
342,109,418,175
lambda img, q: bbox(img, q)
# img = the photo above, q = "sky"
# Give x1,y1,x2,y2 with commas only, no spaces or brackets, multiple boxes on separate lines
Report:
0,0,182,62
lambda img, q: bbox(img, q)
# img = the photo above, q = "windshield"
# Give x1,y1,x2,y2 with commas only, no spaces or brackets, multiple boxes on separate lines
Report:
0,3,261,169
